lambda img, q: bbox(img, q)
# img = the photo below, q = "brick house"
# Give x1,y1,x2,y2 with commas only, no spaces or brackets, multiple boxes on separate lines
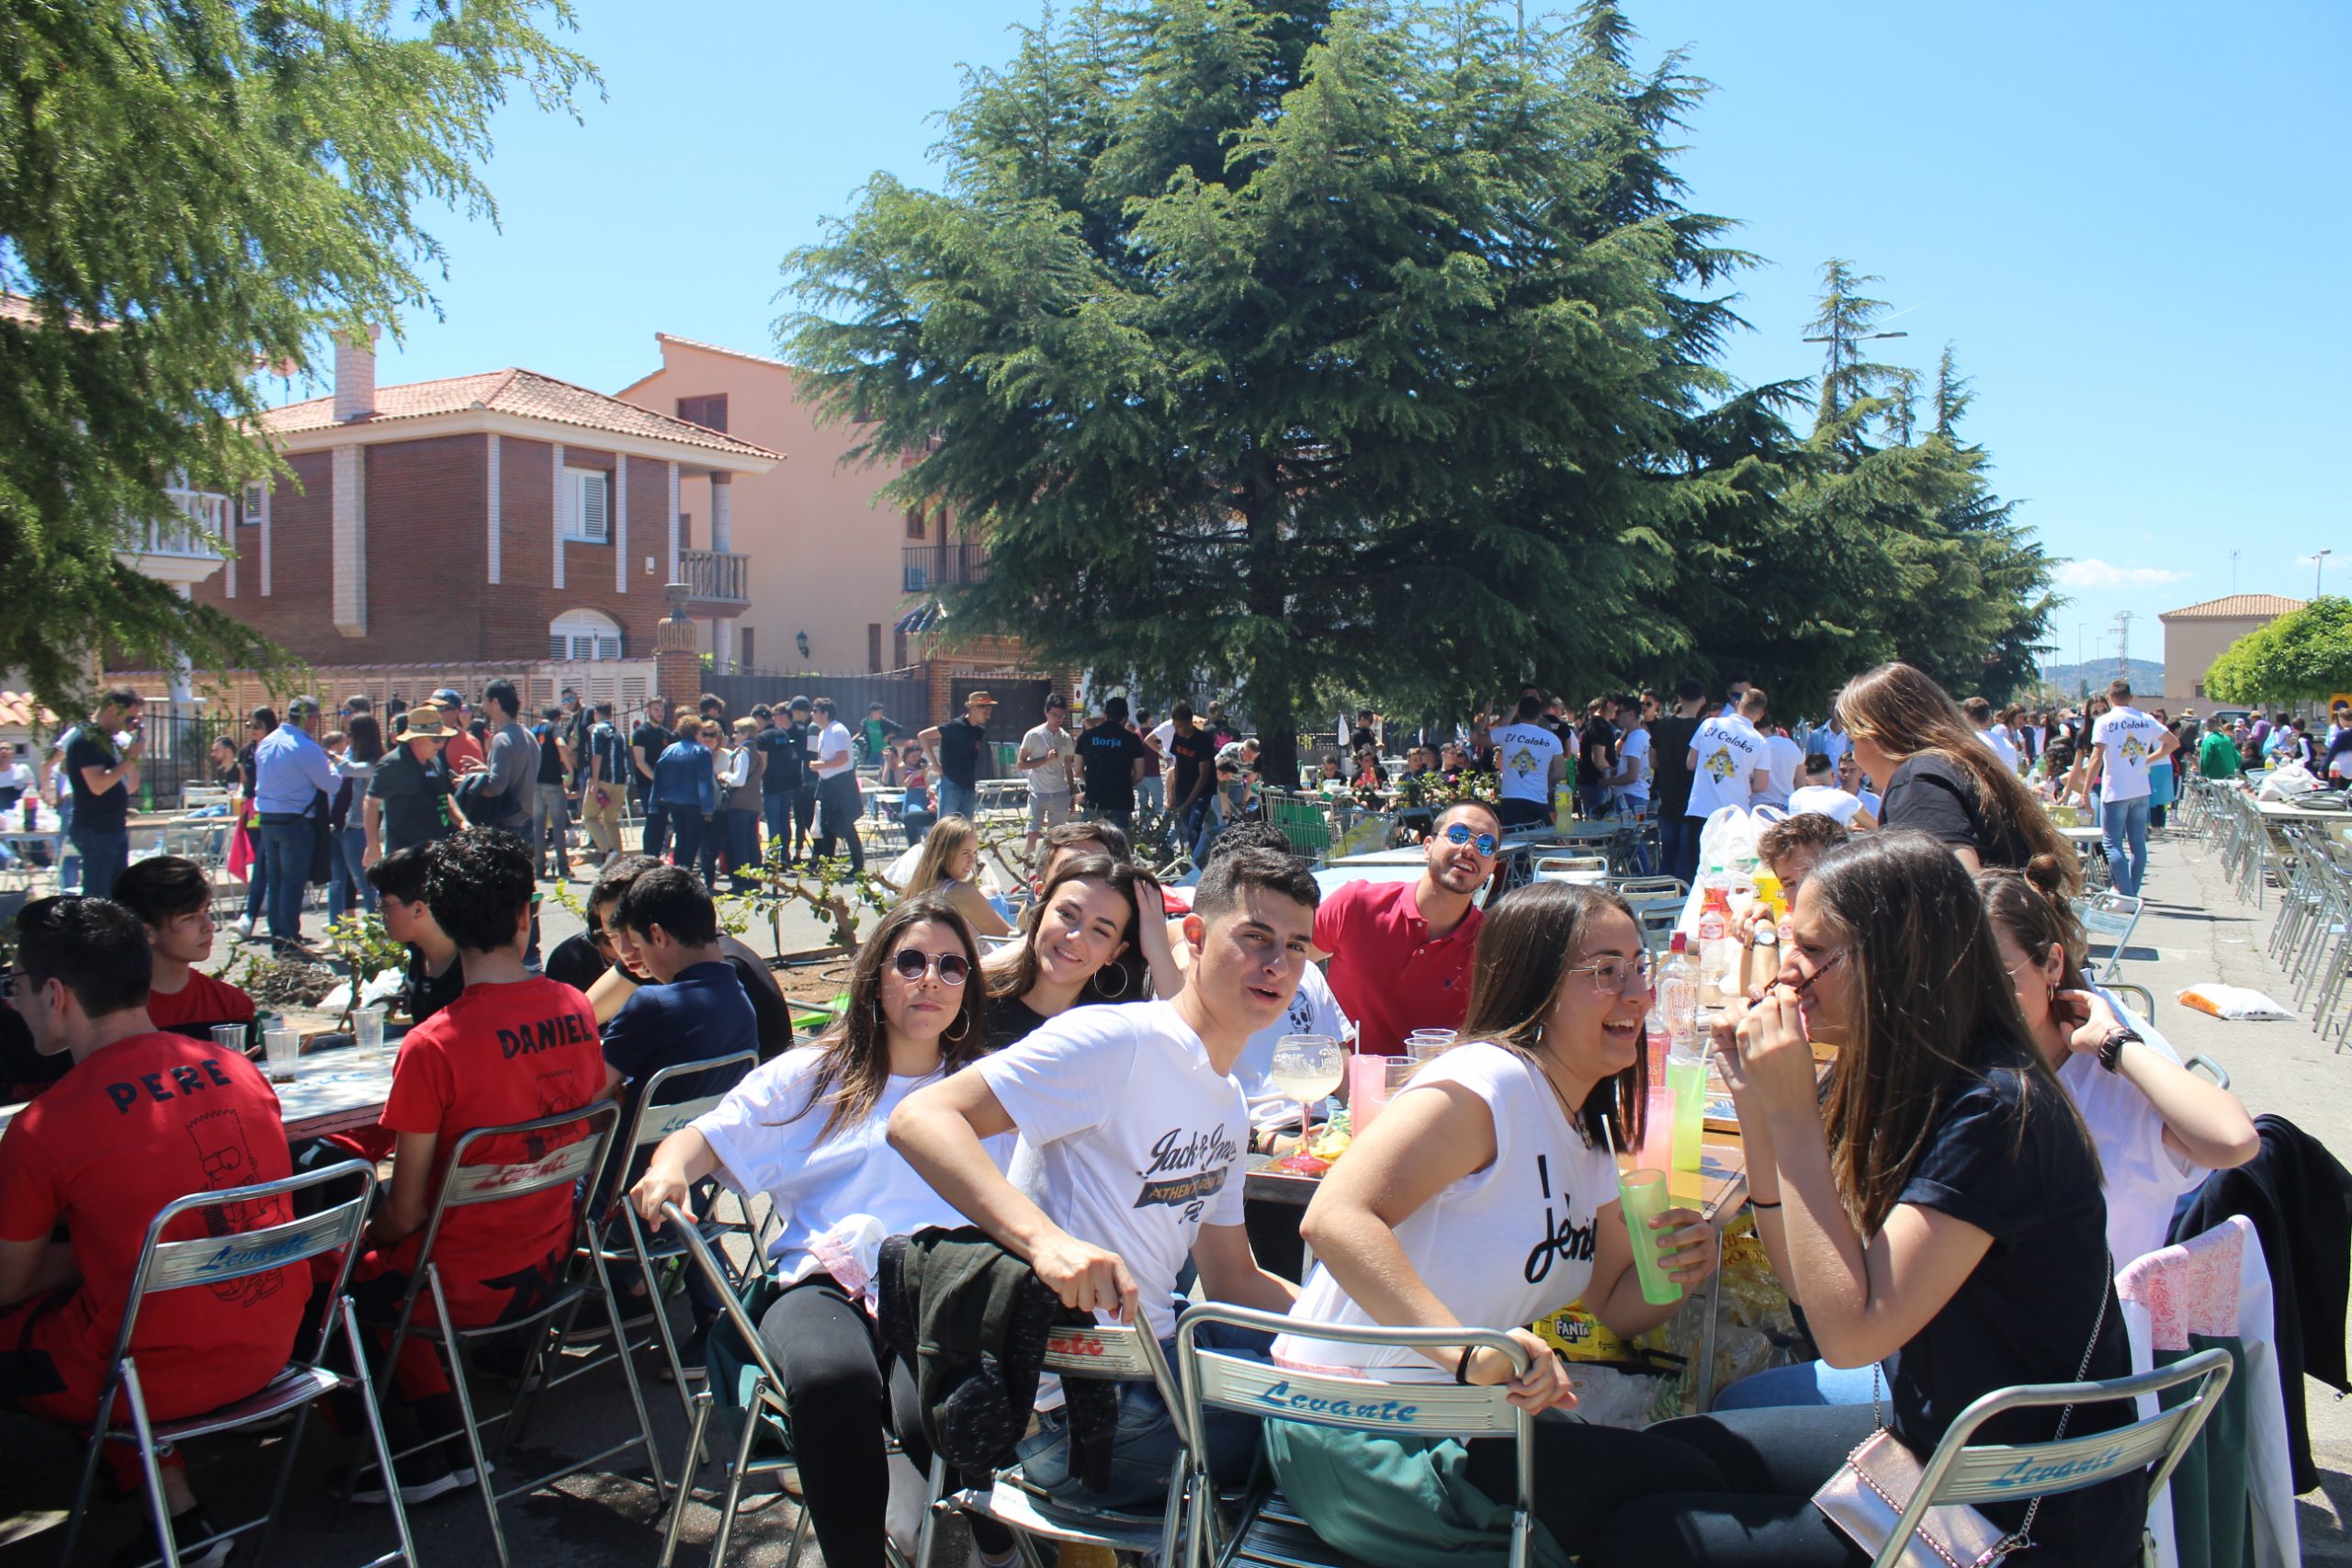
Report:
190,331,781,671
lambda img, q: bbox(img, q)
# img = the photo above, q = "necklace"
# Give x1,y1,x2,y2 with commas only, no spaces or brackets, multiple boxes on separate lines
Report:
1529,1042,1600,1150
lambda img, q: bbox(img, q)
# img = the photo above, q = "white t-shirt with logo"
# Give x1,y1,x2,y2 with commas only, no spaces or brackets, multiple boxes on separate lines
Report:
1981,728,2021,774
1148,719,1177,759
811,720,857,779
1019,722,1075,798
1489,722,1563,806
1230,965,1353,1134
2057,995,2202,1270
1785,785,1866,826
978,998,1249,1342
1274,1042,1614,1382
695,1048,1014,1299
2092,706,2169,803
1615,728,1653,805
1757,734,1804,809
1685,715,1765,818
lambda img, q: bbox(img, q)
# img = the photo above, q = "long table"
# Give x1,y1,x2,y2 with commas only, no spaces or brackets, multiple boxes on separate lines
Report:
0,1042,394,1142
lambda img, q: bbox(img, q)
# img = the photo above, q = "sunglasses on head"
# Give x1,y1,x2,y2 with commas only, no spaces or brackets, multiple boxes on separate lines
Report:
891,949,970,986
1442,823,1500,856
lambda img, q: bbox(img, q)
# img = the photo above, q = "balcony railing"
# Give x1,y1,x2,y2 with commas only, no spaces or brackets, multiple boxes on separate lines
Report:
902,542,990,593
145,487,230,559
681,547,751,605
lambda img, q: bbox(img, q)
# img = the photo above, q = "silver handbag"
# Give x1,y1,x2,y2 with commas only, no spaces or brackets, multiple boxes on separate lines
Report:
1813,1263,2111,1568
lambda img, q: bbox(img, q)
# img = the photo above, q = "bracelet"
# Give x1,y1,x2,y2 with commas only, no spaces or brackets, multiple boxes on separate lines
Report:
2098,1026,2140,1074
1750,1199,1782,1210
1453,1347,1478,1385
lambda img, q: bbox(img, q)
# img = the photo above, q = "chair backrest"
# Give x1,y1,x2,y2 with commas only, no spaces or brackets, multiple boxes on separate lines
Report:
403,1103,621,1293
1611,875,1689,897
1533,855,1607,880
2106,982,2155,1021
627,1051,757,1154
1880,1348,2234,1568
1043,1319,1182,1413
112,1158,379,1372
2078,891,2144,939
1173,1302,1536,1552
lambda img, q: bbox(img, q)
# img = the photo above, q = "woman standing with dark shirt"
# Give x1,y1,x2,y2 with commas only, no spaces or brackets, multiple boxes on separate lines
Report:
1838,661,2078,886
1584,832,2138,1567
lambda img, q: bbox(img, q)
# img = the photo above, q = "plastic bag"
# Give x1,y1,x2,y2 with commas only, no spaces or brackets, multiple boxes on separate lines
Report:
2177,984,2295,1021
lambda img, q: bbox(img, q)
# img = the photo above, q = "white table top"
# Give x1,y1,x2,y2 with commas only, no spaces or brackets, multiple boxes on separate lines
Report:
2255,796,2351,823
0,1046,394,1142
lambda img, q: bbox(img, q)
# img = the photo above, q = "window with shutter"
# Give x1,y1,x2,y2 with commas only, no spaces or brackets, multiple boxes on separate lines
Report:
241,482,266,525
676,394,729,433
549,610,623,662
565,468,610,543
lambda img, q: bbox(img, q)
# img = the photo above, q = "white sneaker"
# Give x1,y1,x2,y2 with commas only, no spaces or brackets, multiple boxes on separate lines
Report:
232,914,254,940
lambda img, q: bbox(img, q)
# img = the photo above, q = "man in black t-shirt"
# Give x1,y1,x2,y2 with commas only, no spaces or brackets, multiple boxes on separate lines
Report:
1077,695,1148,834
62,686,143,898
581,702,628,865
366,706,467,862
530,705,574,881
630,697,673,858
1648,677,1707,886
921,691,996,823
1166,702,1218,852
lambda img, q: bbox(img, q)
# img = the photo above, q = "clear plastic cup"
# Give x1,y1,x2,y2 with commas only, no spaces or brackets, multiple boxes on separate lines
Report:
1348,1055,1413,1135
1668,1056,1707,1173
1618,1168,1683,1305
354,1007,385,1062
1407,1029,1455,1065
263,1026,300,1084
210,1023,249,1058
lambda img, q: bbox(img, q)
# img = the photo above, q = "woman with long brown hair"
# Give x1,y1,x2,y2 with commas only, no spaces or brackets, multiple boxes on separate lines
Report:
1584,832,2139,1567
1265,882,1724,1564
1838,660,2079,886
899,813,1012,937
980,850,1176,1049
629,892,1016,1568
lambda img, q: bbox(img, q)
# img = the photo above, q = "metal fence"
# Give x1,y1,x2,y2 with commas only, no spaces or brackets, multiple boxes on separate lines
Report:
702,666,931,728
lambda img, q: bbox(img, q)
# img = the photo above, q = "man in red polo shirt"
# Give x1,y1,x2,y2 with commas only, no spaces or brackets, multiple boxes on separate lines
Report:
0,896,300,1565
1310,799,1499,1055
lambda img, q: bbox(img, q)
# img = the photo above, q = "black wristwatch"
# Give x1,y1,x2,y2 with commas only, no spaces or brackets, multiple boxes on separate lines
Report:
2097,1024,2140,1073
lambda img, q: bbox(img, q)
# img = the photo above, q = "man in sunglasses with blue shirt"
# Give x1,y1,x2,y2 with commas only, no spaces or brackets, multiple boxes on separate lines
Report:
1309,798,1498,1055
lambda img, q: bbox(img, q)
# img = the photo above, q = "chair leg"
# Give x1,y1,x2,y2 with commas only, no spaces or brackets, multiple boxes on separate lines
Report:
911,1451,949,1568
706,1400,763,1568
120,1363,180,1568
429,1272,513,1568
56,1370,123,1568
588,1243,671,1497
344,1298,420,1568
658,1391,715,1568
251,1396,316,1563
782,1506,811,1568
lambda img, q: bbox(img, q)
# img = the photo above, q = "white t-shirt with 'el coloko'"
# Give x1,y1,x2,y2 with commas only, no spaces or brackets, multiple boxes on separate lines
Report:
1686,715,1765,818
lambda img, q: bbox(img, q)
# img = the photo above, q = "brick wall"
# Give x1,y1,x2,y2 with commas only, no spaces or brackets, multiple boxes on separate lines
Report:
367,434,487,655
192,450,334,653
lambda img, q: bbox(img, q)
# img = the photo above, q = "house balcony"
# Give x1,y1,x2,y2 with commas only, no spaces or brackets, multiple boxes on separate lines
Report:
680,547,752,613
115,487,229,587
902,542,990,593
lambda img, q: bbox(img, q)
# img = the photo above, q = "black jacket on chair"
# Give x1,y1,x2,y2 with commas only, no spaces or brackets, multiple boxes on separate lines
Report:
876,1225,1120,1493
2172,1112,2352,1492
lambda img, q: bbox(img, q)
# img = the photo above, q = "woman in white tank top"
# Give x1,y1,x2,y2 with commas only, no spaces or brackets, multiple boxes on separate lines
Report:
1265,883,1727,1564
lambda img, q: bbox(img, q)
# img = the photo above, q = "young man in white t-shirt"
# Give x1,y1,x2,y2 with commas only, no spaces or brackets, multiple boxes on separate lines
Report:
1487,692,1566,829
1015,694,1079,854
808,696,865,872
2086,680,2177,897
1684,687,1770,824
889,847,1308,1509
1964,695,2020,774
1750,691,1804,810
1786,752,1876,829
1600,694,1655,871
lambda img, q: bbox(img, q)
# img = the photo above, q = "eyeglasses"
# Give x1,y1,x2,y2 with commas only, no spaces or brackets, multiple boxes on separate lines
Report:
1442,823,1500,857
1792,947,1847,996
890,949,970,987
1565,953,1652,997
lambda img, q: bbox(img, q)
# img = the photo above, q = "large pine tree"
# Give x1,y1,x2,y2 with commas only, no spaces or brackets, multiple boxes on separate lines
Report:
784,0,1753,775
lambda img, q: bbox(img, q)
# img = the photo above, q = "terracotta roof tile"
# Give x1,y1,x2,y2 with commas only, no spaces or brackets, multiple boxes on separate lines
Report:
259,367,781,460
0,693,61,729
2160,593,2307,619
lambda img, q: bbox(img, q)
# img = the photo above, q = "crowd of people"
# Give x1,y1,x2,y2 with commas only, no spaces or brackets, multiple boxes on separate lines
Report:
0,651,2312,1568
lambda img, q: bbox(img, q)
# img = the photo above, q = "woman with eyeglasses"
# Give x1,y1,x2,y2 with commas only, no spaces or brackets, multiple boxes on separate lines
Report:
981,851,1174,1051
630,892,1019,1568
1266,881,1724,1565
1582,831,2138,1567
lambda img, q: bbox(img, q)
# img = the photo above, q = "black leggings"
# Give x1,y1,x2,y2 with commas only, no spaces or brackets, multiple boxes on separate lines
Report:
1460,1408,1736,1559
1578,1404,1880,1566
757,1276,1008,1568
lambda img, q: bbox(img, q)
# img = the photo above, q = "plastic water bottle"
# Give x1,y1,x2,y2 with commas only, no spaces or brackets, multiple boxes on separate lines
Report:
1695,887,1734,1008
1657,931,1699,1052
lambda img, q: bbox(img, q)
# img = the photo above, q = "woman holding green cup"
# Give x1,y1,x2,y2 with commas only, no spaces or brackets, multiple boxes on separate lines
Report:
1263,882,1723,1565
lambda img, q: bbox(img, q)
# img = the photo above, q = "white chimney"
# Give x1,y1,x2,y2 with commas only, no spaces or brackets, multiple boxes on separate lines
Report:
333,326,381,422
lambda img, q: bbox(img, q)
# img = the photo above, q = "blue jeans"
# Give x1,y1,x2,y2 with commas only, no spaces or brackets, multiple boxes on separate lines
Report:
1709,1358,1877,1411
1665,812,1701,887
936,777,978,821
257,817,313,945
329,825,374,919
2102,794,2151,897
726,810,760,891
1014,1317,1272,1513
68,825,129,899
1136,775,1164,812
763,790,799,861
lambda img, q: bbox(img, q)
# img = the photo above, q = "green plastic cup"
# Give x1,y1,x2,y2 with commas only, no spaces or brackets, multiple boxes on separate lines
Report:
1668,1056,1707,1173
1619,1167,1682,1305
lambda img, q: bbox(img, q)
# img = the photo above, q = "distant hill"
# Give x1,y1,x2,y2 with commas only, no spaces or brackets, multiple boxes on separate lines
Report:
2039,657,2165,696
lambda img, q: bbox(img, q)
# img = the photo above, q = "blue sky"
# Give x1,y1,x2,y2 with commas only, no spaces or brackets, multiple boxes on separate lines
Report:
358,1,2350,676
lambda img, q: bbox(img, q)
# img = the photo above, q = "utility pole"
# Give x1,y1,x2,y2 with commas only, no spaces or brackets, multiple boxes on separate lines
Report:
2076,622,2087,701
2230,549,2239,593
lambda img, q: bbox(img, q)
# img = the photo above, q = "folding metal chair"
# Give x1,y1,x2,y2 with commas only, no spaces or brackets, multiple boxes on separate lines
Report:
922,1319,1192,1568
62,1158,415,1568
598,1052,759,1431
1868,1348,2233,1568
1608,875,1689,898
2073,891,2144,984
651,1201,918,1568
1532,854,1608,884
2106,982,2157,1024
1171,1303,1539,1568
366,1101,668,1568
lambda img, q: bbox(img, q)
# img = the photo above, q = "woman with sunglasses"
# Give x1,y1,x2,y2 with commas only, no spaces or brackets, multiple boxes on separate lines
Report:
982,851,1174,1050
1582,832,2138,1567
630,893,1019,1568
1267,882,1723,1565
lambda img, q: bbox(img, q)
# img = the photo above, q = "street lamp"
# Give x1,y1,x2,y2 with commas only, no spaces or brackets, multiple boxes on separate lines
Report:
2317,549,2333,599
795,630,810,662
